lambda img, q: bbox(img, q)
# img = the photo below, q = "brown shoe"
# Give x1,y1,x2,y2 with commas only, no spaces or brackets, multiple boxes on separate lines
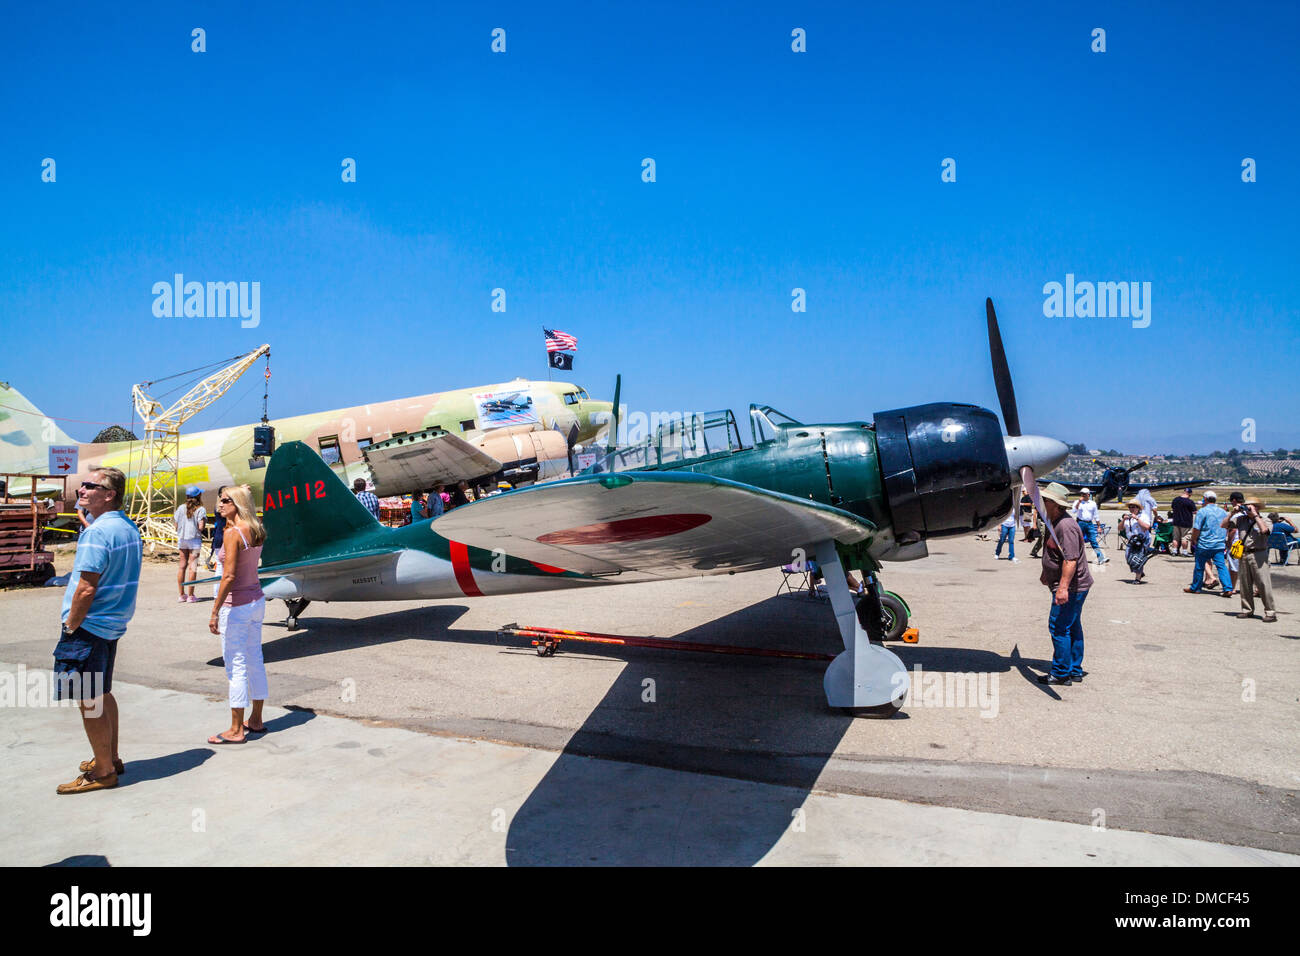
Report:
57,771,118,794
1263,614,1278,622
79,757,125,775
1236,612,1255,619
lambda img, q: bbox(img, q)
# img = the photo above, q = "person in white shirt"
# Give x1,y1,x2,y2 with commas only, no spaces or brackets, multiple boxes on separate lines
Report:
995,503,1019,562
174,486,206,603
1070,488,1108,565
1120,501,1154,583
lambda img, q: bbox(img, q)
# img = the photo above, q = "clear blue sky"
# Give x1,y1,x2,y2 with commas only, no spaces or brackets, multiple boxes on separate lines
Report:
3,1,1297,454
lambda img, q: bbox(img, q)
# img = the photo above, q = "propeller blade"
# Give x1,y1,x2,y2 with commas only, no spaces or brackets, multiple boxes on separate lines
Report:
986,297,1022,437
606,373,622,455
1021,465,1062,550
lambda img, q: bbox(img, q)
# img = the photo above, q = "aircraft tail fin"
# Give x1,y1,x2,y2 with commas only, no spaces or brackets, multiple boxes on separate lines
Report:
259,441,384,567
0,383,76,471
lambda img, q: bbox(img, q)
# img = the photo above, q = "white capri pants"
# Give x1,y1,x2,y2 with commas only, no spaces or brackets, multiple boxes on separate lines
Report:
219,598,267,709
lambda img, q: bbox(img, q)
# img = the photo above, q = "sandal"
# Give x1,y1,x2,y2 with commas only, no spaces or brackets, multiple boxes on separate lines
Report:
57,771,118,794
79,756,125,775
243,724,267,734
207,732,246,745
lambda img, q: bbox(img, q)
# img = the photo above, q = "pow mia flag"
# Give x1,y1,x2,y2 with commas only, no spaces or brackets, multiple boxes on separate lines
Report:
549,352,573,371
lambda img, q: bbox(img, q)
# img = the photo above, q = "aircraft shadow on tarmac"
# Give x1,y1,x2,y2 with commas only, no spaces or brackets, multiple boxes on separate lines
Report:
238,594,1074,864
491,596,1034,866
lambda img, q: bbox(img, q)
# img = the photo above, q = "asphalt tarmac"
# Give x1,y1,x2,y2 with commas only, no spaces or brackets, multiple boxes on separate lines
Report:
2,530,1297,864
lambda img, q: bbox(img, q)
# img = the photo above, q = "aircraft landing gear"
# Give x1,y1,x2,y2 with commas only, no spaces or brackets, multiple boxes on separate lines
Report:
285,598,311,631
857,590,910,643
812,540,909,717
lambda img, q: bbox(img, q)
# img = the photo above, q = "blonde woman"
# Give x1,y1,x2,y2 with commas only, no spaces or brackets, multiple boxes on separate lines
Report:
174,486,206,602
207,485,268,743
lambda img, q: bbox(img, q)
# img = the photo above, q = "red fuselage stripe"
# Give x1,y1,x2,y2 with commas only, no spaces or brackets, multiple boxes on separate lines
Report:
449,540,483,597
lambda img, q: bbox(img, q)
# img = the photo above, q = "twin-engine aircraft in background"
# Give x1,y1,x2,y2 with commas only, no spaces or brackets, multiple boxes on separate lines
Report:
0,379,613,504
241,300,1069,717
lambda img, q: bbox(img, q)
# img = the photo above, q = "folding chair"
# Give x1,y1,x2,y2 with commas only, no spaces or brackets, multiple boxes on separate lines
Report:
777,560,823,598
1268,531,1299,566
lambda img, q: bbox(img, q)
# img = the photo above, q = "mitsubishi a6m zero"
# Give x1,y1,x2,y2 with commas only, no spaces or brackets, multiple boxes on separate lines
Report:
242,300,1068,718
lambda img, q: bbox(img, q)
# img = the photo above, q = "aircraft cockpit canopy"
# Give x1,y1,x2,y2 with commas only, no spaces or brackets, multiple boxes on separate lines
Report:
749,405,803,445
581,409,746,474
563,386,591,405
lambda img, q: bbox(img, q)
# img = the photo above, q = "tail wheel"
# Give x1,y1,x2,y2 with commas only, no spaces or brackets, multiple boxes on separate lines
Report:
858,591,908,642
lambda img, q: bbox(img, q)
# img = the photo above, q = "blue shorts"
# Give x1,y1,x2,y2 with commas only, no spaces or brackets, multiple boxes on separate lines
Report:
53,625,117,700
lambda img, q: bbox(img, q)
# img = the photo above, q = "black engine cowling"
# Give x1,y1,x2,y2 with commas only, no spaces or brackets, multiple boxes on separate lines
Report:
874,402,1013,544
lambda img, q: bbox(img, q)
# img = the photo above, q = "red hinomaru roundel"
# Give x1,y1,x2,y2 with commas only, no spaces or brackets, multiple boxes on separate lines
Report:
537,513,711,546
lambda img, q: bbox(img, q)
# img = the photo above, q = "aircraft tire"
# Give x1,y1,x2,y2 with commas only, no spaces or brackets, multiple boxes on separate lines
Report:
857,592,909,642
840,699,904,719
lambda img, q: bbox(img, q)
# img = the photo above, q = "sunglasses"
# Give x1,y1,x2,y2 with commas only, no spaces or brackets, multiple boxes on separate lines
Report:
79,481,112,492
219,497,234,505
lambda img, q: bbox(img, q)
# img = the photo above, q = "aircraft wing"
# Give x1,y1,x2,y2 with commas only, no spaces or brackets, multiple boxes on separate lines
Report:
362,429,502,495
1043,479,1097,494
1040,478,1211,494
1124,478,1212,493
433,471,874,579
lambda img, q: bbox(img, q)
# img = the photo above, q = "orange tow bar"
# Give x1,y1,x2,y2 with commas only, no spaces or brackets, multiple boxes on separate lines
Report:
498,623,920,659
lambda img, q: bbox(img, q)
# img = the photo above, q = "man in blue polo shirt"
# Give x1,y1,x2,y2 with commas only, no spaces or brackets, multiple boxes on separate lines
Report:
1184,490,1233,599
54,466,142,794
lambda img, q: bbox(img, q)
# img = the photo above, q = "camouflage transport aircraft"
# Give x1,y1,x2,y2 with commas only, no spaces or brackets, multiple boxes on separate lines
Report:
0,379,613,504
222,300,1070,717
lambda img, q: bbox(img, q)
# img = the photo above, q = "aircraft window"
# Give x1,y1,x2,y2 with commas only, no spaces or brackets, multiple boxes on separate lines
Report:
460,420,475,431
564,392,579,405
356,437,372,452
654,410,743,464
580,411,743,476
318,435,341,465
577,387,590,400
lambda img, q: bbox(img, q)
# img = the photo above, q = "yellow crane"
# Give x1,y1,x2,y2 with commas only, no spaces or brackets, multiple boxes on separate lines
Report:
129,344,270,551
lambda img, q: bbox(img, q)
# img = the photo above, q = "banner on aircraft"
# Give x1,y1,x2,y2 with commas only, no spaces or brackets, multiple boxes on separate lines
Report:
474,389,539,430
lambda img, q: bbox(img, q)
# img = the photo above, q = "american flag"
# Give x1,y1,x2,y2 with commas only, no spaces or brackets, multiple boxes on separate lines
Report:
544,328,577,353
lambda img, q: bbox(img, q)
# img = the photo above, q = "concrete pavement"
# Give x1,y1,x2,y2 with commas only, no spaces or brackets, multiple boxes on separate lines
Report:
3,667,1294,866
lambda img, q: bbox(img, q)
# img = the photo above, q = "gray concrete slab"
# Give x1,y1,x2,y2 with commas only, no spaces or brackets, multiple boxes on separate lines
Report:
2,668,1294,867
3,527,1297,860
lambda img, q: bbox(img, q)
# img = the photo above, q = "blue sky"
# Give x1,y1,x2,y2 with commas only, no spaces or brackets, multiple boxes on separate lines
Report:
2,1,1297,454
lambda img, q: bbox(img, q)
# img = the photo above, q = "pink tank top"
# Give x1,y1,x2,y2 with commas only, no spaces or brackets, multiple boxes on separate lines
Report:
223,526,264,606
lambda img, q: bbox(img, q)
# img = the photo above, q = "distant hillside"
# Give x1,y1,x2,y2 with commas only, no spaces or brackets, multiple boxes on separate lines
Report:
1045,453,1300,487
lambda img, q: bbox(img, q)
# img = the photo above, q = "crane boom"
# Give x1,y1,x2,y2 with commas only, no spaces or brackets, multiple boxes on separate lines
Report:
129,344,270,551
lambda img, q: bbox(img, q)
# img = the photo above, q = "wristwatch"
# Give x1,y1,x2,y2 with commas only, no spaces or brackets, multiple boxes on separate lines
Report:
61,623,75,635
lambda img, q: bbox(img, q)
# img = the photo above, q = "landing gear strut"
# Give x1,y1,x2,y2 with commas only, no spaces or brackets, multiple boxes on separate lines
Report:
285,598,311,631
812,540,909,717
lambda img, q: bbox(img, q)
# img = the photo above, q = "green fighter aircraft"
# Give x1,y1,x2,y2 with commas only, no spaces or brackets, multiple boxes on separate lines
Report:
251,301,1068,716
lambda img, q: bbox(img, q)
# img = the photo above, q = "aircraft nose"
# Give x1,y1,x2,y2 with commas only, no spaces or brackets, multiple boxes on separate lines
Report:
579,401,615,439
1004,435,1069,477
